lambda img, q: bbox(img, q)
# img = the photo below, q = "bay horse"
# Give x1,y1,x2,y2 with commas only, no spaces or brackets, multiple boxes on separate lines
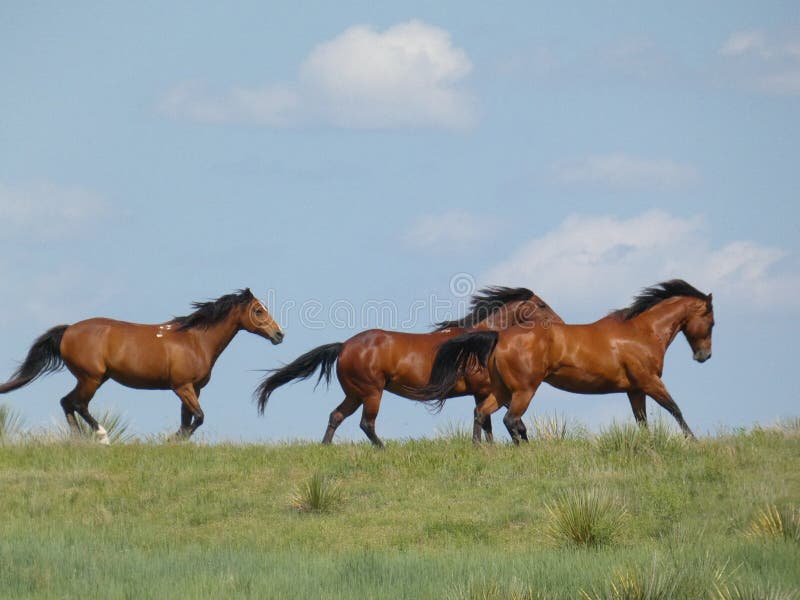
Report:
256,287,563,447
424,280,714,443
0,288,284,442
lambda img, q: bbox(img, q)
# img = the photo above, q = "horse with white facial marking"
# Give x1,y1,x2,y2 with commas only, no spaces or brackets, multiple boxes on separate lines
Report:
0,288,284,442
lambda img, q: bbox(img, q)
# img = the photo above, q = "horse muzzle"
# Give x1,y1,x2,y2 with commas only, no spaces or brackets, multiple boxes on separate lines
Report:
270,330,285,345
693,349,711,363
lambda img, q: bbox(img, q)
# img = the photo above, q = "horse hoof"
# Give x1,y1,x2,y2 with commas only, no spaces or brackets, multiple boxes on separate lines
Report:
96,426,110,445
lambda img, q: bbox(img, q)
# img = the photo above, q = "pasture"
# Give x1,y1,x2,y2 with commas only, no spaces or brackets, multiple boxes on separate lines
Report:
1,415,798,599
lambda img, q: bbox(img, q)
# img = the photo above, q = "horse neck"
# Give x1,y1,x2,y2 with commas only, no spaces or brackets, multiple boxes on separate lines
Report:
471,302,517,330
188,308,243,366
472,300,562,330
633,297,694,352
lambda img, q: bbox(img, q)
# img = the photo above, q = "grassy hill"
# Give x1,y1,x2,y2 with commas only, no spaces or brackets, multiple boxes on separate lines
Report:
0,415,798,599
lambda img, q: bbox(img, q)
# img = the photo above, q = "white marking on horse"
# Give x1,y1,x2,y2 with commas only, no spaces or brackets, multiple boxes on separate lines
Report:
96,425,110,445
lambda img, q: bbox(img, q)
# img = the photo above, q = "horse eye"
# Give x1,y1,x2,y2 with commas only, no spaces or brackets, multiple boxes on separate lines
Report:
255,309,264,315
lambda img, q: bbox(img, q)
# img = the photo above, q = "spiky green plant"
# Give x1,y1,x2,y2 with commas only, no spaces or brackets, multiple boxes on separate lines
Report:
713,580,799,600
595,419,685,456
747,504,800,543
580,567,679,600
448,577,543,600
289,473,344,513
529,413,589,441
435,421,473,442
0,404,25,441
776,416,800,437
52,409,134,444
543,488,626,547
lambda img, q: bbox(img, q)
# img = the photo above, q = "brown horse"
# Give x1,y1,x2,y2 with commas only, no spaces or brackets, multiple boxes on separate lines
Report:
424,280,714,443
256,287,563,447
0,289,283,442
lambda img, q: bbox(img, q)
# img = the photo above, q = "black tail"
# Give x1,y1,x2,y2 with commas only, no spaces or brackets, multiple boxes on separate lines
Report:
424,331,500,411
0,325,68,394
255,342,343,414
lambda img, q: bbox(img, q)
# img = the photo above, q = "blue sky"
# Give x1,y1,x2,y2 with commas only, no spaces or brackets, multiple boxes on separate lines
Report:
1,2,798,442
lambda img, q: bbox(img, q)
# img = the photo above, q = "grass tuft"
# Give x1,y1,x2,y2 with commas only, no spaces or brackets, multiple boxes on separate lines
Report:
0,404,25,441
529,413,589,441
595,419,686,456
746,504,800,543
289,473,345,513
49,409,134,444
713,578,799,600
543,488,626,547
448,577,543,600
580,567,678,600
435,421,473,442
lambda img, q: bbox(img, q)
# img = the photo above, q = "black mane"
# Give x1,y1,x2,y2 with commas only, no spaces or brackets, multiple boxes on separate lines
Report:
172,288,254,331
612,279,710,320
433,286,535,331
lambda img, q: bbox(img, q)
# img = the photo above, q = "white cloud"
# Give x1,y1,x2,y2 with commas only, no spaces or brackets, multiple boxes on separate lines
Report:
485,211,798,312
720,30,768,57
403,211,501,250
160,21,475,130
718,29,800,96
553,154,699,188
0,181,108,239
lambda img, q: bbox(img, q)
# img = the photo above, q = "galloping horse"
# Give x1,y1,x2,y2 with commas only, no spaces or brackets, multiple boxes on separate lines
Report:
424,280,714,443
256,287,563,447
0,289,284,442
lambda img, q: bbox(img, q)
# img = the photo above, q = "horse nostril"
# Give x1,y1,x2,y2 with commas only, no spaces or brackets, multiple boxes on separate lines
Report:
275,331,285,341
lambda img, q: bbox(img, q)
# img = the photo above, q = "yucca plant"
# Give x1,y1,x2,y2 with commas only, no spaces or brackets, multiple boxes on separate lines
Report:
52,409,134,444
580,567,679,600
529,413,588,441
448,577,543,600
289,473,345,513
747,504,800,543
543,488,626,547
776,416,800,436
595,419,685,456
0,404,25,441
435,421,473,442
713,580,799,600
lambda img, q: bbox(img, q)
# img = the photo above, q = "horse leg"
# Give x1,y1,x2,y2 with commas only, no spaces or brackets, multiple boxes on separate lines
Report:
473,394,495,444
502,386,539,445
323,395,362,444
60,388,81,435
178,404,193,438
473,394,500,445
641,378,695,439
70,378,109,445
627,390,647,426
173,384,204,438
359,393,384,448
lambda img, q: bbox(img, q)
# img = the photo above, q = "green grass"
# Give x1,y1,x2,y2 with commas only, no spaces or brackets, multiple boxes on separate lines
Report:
0,418,798,599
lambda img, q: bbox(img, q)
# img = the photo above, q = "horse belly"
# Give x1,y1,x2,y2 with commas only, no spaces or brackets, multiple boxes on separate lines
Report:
105,342,173,390
545,369,625,395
